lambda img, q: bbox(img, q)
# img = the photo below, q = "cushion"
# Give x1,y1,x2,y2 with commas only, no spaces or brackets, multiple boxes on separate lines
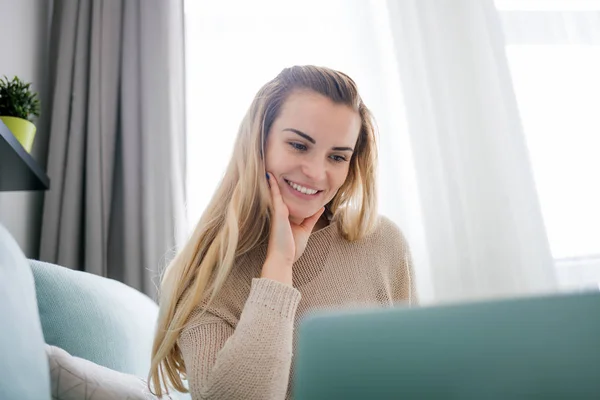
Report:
30,260,159,378
46,344,166,399
0,224,51,400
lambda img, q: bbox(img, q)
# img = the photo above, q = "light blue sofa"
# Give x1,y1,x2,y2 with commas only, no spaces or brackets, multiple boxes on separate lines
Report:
0,223,189,399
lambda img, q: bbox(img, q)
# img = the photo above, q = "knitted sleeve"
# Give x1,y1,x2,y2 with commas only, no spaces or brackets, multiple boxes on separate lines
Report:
178,278,301,400
382,217,418,306
403,237,418,306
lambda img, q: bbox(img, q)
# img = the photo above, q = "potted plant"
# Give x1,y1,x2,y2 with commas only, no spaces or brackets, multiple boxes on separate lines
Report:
0,75,41,153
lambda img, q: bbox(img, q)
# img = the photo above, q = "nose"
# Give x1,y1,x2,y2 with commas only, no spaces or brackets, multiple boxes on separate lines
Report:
300,155,327,184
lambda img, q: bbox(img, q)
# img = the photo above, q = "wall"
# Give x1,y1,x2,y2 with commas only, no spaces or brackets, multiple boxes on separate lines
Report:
0,0,51,258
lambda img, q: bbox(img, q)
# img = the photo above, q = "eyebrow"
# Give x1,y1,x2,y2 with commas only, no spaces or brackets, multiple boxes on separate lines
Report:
283,128,354,152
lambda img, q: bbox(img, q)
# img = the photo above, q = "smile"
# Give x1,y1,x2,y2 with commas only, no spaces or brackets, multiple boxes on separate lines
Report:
284,179,322,196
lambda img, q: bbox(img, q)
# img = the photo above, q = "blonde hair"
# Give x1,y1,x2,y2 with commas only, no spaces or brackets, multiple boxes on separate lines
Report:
148,65,379,396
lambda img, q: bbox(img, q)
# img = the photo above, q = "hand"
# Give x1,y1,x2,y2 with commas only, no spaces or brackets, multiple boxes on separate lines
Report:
260,172,325,286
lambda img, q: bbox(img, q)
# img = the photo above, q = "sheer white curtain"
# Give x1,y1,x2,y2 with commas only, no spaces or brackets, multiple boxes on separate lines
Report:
184,0,564,304
382,0,557,303
497,0,600,291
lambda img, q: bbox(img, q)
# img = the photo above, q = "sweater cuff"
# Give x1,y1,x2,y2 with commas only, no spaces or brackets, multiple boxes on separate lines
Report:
246,278,302,321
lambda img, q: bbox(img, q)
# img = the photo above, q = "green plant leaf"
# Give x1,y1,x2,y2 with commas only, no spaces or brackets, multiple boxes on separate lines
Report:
0,75,41,121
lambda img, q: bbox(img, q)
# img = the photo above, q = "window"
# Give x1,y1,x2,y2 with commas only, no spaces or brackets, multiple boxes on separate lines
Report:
496,0,600,290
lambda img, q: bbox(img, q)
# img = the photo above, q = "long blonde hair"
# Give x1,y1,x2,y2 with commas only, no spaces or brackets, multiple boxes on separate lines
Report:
148,65,379,396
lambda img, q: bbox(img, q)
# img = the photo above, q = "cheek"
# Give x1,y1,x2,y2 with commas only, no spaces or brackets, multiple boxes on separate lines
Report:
329,168,351,193
264,140,282,171
265,151,288,173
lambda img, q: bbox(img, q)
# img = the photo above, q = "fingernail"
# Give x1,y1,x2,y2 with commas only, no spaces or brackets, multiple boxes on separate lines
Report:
266,173,270,180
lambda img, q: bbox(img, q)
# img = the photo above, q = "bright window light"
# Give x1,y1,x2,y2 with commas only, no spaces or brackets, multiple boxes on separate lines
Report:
506,45,600,259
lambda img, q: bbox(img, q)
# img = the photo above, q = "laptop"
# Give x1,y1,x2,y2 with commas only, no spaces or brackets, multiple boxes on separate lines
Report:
293,291,600,399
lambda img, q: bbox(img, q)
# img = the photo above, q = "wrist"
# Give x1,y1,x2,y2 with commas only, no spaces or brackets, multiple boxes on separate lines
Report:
265,254,294,269
261,257,294,286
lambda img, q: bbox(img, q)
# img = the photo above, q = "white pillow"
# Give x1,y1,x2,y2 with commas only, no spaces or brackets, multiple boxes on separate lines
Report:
45,344,170,400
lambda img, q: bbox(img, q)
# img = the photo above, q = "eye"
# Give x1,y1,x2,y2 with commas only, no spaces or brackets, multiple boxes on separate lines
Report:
330,155,348,163
289,142,307,151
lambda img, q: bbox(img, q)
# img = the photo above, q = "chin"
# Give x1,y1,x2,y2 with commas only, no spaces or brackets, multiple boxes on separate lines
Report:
288,210,311,221
287,204,320,221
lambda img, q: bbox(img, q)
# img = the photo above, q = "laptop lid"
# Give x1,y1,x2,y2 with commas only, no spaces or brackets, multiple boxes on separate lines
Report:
294,292,600,399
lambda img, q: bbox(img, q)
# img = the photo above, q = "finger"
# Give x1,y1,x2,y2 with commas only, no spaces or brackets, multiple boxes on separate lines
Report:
299,207,325,231
266,172,286,209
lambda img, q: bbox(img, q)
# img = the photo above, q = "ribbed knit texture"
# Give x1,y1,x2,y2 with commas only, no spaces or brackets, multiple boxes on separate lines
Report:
178,216,416,399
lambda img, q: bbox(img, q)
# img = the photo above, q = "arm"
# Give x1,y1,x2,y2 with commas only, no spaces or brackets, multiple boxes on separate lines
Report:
381,216,418,306
389,235,418,306
178,278,301,400
403,241,418,306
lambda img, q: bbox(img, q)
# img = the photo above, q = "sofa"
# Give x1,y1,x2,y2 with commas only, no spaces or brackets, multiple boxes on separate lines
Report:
0,223,190,400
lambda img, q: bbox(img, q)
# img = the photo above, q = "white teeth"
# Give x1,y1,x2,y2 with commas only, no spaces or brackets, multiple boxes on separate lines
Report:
286,180,318,195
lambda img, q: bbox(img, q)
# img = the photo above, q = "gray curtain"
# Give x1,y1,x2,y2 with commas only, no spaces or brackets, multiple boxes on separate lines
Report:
40,0,187,299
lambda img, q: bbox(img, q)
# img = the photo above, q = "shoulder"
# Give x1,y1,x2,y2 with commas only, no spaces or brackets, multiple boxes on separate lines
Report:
184,253,258,331
375,215,403,236
372,215,416,304
367,215,409,250
339,215,410,259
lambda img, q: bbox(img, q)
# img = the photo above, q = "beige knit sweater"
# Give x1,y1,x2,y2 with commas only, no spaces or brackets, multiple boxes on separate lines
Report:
178,215,416,400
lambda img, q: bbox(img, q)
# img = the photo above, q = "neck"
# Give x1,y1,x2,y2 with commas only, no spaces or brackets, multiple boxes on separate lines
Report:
288,213,330,233
312,214,330,233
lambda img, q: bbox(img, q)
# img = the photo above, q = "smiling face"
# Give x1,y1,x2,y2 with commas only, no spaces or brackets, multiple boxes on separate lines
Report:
265,90,362,225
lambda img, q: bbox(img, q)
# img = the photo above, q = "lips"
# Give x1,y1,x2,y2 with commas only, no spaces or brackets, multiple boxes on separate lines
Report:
284,179,323,196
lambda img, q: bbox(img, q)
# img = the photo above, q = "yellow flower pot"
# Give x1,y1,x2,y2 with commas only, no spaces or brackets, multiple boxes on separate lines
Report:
0,116,36,153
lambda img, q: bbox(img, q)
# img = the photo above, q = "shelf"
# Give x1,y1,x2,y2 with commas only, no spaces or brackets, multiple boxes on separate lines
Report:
0,119,50,191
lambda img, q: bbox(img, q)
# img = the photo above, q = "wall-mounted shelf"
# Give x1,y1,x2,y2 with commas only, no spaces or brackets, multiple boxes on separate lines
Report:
0,119,50,191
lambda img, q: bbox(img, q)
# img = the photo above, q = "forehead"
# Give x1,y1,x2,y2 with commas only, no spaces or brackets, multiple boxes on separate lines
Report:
274,90,361,145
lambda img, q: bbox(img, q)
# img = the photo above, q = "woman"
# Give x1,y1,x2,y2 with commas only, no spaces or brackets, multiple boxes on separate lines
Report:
149,65,416,399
